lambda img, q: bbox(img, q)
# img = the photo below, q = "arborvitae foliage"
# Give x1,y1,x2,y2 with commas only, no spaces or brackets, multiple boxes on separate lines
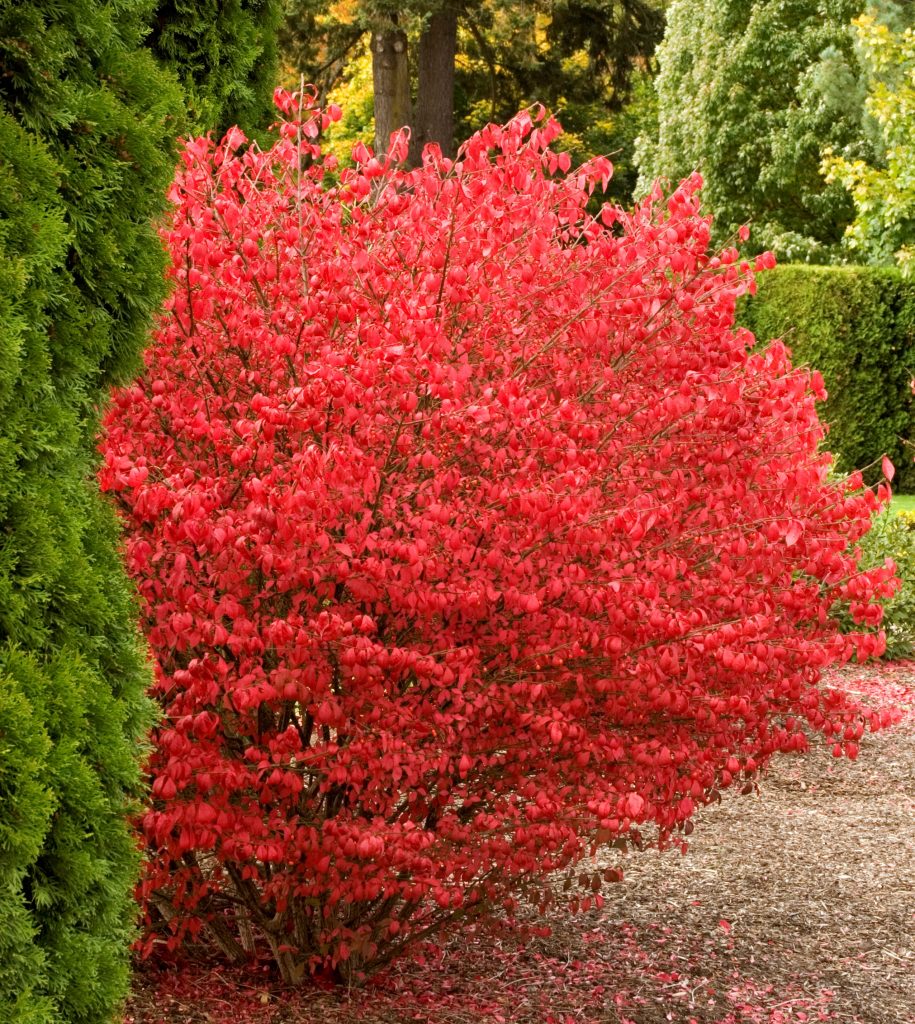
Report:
148,0,283,137
0,2,182,1021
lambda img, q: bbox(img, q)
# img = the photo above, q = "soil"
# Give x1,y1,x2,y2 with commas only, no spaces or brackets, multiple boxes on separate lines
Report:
126,663,915,1024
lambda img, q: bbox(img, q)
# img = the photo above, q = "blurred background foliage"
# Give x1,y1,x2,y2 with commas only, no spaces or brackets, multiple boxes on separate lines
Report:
279,0,668,206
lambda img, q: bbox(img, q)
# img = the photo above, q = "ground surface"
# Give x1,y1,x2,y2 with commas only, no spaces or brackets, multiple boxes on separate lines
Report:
126,663,915,1024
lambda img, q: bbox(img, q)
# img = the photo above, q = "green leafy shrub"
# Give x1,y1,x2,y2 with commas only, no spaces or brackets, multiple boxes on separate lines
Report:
823,12,915,274
738,264,915,492
845,509,915,657
0,3,183,1020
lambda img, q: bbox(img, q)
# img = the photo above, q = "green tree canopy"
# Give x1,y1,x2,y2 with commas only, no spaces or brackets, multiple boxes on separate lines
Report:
637,0,876,261
823,9,915,273
0,1,184,1020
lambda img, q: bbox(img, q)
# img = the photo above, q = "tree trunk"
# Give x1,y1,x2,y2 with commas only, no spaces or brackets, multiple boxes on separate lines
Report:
371,23,412,160
409,5,458,167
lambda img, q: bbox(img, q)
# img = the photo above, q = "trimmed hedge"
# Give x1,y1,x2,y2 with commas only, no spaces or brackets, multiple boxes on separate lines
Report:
0,3,183,1022
738,265,915,492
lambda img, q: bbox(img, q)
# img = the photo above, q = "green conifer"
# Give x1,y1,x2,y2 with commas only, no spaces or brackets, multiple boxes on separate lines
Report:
149,0,283,137
0,3,182,1021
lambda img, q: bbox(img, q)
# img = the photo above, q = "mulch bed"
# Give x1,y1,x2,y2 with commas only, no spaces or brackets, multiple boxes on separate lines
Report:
126,662,915,1024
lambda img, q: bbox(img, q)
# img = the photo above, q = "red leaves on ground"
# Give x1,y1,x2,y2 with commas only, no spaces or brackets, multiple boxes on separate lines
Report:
125,923,866,1024
823,660,915,725
101,91,895,980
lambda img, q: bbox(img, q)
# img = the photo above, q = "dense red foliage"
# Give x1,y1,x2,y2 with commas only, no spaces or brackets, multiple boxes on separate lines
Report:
101,92,896,983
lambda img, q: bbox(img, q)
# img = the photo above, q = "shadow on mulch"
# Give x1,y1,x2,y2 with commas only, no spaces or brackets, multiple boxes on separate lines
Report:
127,663,915,1024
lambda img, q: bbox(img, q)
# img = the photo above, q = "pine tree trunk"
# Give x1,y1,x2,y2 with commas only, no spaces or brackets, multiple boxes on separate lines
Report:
409,5,458,167
372,24,411,159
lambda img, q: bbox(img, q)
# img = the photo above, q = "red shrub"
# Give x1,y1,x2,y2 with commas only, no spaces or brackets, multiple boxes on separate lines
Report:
100,93,895,983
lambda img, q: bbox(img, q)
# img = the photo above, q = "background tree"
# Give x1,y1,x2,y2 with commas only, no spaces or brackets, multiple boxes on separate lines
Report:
282,0,445,159
280,0,366,100
823,9,915,273
281,0,666,195
408,2,458,163
455,0,665,200
0,1,183,1021
370,11,414,157
636,0,888,261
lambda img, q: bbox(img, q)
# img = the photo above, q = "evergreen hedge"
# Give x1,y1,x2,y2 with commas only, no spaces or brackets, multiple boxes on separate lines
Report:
739,265,915,492
0,3,183,1021
149,0,282,137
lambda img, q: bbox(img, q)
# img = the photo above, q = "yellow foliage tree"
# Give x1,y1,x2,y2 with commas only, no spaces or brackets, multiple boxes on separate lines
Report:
823,11,915,273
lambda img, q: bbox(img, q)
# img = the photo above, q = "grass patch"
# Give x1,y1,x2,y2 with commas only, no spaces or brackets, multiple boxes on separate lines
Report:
891,493,915,513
